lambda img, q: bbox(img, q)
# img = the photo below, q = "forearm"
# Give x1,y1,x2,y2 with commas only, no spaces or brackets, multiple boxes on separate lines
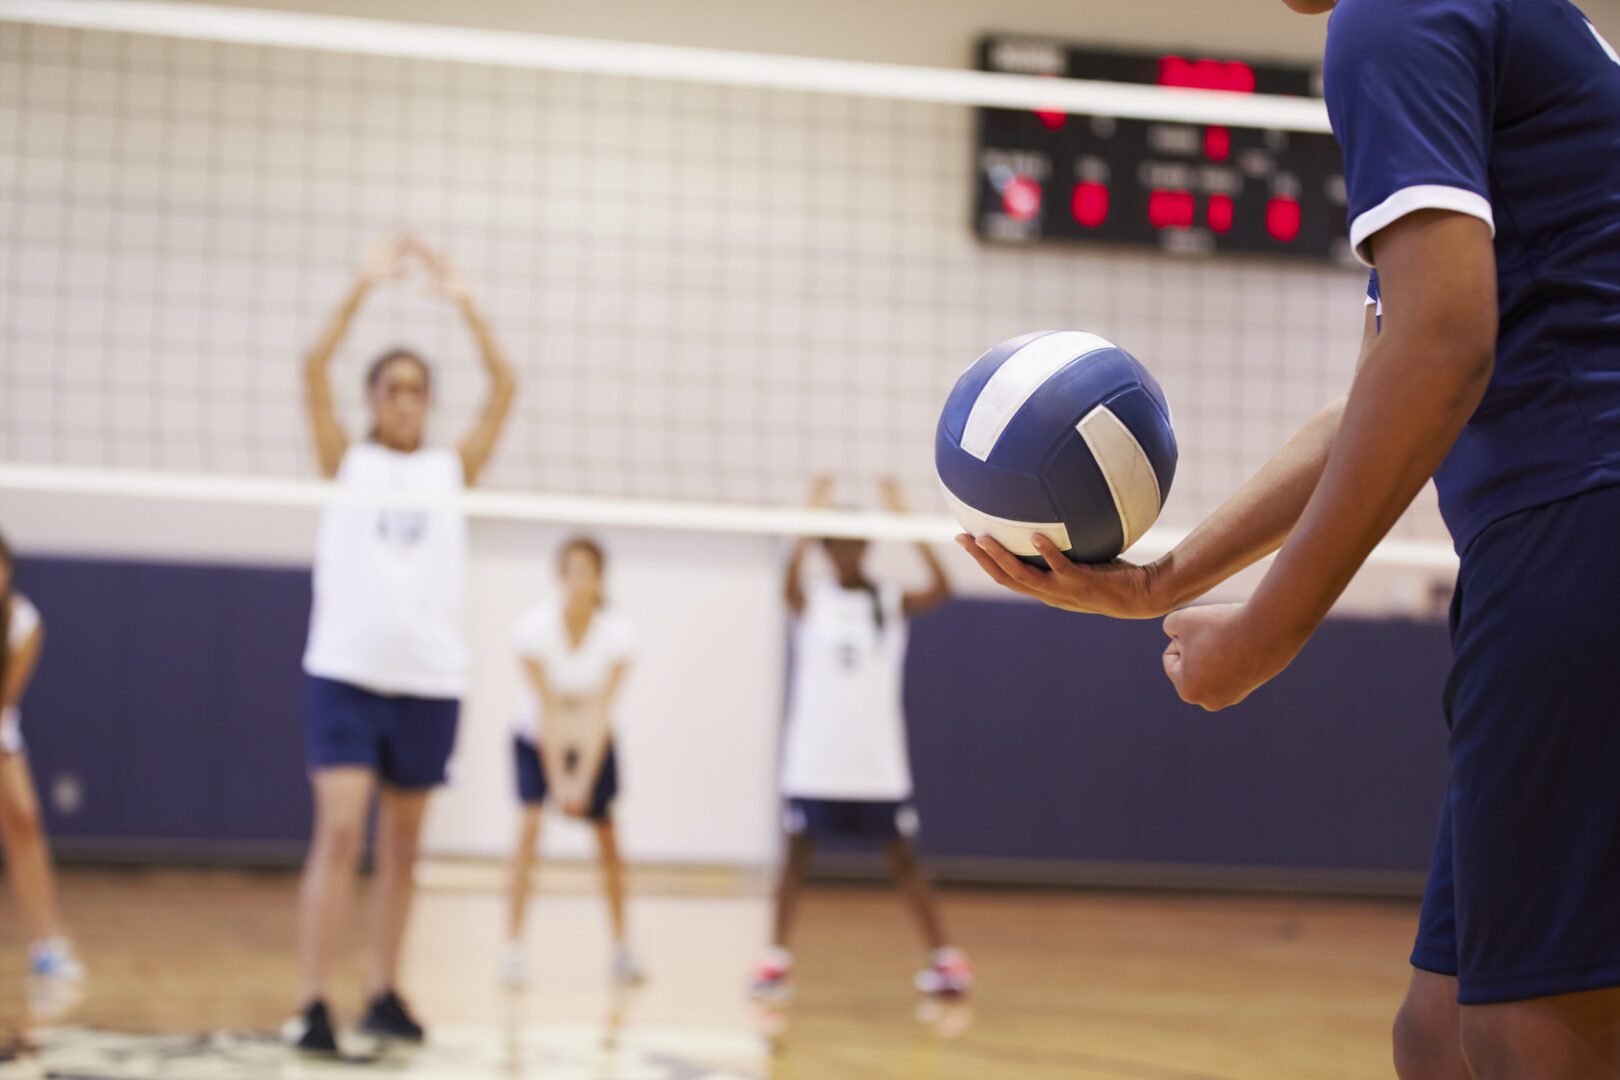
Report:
306,279,369,372
1152,396,1345,610
1249,337,1488,641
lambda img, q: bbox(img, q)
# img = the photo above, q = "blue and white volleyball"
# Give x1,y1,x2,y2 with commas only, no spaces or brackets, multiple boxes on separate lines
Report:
936,331,1177,564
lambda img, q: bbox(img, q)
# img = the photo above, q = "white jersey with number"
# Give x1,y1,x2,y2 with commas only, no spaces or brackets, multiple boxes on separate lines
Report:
780,579,913,801
2,593,41,754
511,600,635,742
302,443,469,699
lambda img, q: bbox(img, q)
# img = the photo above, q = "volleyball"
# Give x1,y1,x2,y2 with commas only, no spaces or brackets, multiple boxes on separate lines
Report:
935,331,1177,564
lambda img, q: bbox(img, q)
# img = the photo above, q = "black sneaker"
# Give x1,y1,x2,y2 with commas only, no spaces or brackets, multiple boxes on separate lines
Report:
359,990,425,1043
282,999,339,1055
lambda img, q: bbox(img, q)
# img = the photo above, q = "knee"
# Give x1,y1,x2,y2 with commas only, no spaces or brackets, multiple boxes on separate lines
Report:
0,796,43,841
315,817,365,866
1393,995,1459,1079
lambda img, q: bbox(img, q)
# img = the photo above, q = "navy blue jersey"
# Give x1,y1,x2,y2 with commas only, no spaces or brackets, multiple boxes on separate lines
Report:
1326,0,1620,551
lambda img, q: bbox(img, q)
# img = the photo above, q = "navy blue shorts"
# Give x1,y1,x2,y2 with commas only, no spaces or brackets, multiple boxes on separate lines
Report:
305,676,459,790
1412,483,1620,1004
513,736,619,822
784,798,918,842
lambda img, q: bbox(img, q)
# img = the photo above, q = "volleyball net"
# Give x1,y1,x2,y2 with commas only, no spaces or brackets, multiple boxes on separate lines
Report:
0,0,1454,576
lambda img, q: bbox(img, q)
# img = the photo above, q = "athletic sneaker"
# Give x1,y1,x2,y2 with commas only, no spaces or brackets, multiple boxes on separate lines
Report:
358,990,425,1043
27,938,84,981
499,941,528,989
748,947,793,1003
611,944,645,987
914,947,973,996
282,999,339,1055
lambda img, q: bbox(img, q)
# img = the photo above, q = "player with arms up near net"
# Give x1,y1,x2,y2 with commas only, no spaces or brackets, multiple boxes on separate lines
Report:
962,1,1620,1074
501,536,642,990
0,530,84,989
751,477,971,1003
286,235,516,1055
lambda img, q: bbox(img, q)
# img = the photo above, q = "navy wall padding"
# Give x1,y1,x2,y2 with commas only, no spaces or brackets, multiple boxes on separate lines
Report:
11,556,1450,879
903,599,1451,874
13,557,314,853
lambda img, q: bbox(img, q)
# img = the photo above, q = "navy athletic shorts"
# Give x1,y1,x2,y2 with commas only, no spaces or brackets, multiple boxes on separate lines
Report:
513,736,619,822
784,798,919,842
1411,483,1620,1004
305,676,459,790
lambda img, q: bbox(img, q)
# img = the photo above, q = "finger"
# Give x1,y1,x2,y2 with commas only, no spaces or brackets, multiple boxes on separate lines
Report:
976,537,1055,592
955,537,1038,595
1029,533,1081,578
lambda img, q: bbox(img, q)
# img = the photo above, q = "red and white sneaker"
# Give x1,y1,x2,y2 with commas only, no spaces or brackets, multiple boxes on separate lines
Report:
748,947,794,1003
914,947,973,996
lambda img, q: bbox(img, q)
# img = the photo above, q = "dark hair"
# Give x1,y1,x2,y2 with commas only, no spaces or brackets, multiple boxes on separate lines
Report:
558,535,606,575
365,348,432,393
0,530,13,702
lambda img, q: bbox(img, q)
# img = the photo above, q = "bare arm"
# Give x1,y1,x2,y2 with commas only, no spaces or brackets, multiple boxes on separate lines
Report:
304,237,407,477
1166,211,1496,709
567,660,630,814
521,658,569,794
959,308,1380,618
878,478,952,617
413,245,517,486
2,620,42,710
785,475,837,615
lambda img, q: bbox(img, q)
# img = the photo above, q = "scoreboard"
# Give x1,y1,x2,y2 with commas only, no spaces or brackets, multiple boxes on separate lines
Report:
974,35,1353,263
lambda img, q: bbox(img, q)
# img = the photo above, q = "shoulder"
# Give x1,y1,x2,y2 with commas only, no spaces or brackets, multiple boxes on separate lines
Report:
1327,0,1505,66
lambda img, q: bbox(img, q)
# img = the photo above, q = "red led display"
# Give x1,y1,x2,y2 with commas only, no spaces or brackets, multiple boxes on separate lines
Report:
1204,125,1231,163
1266,197,1302,242
1002,176,1043,222
1072,182,1110,228
1207,194,1235,234
1157,57,1257,94
1148,189,1196,230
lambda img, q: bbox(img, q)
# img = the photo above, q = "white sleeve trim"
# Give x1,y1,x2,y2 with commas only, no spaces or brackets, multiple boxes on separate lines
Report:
1349,184,1495,267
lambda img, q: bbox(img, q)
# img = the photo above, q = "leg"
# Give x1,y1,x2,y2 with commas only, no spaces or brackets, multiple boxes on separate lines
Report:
366,786,431,997
1393,970,1470,1080
1460,988,1620,1079
884,837,946,953
0,755,61,945
592,817,629,945
506,806,543,943
297,767,375,1005
770,832,814,949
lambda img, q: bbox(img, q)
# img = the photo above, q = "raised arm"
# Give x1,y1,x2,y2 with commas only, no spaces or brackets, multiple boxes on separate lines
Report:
413,243,517,486
1,613,42,712
878,478,951,617
785,476,837,615
958,307,1379,618
304,237,407,477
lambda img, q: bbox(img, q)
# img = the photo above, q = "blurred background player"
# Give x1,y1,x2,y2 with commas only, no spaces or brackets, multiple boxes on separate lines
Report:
502,536,641,989
0,530,83,987
286,235,517,1053
751,478,969,1003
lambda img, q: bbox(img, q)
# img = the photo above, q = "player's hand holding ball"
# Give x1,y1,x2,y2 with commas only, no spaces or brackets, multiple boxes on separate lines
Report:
939,331,1178,621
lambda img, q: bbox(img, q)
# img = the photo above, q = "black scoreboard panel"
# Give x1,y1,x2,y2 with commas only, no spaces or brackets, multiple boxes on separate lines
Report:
975,35,1353,263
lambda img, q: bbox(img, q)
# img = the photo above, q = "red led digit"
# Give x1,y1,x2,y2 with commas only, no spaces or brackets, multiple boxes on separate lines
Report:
1208,193,1235,233
1267,197,1302,242
1072,181,1110,227
1149,189,1195,229
1002,176,1042,222
1204,125,1231,162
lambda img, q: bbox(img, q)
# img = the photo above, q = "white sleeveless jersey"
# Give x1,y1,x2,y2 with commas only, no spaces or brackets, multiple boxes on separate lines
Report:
3,594,41,753
780,579,912,801
302,443,469,698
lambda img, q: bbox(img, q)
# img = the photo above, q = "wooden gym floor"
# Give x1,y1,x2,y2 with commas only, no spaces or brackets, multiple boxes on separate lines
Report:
0,863,1417,1079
